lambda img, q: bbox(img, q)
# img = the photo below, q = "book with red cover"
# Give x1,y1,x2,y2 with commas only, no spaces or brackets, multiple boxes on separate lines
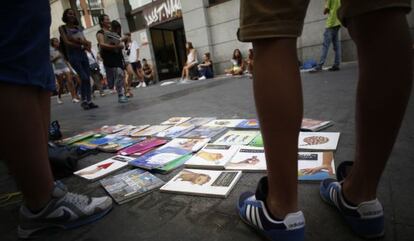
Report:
118,138,167,156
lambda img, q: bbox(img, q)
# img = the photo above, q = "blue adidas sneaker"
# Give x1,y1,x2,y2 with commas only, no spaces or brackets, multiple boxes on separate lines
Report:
320,166,385,239
238,177,305,241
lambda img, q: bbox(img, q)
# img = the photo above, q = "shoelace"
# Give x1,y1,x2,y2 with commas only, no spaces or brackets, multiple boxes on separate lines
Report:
64,192,90,208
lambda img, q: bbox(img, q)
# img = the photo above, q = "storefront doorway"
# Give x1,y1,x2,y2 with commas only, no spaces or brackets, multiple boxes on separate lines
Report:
150,19,186,81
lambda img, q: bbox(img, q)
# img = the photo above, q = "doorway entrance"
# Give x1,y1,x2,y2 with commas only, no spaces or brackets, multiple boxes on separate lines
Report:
150,19,186,81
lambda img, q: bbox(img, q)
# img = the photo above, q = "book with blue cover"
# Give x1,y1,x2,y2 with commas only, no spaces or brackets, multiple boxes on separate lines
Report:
96,135,144,152
236,119,260,129
128,147,191,170
298,152,335,181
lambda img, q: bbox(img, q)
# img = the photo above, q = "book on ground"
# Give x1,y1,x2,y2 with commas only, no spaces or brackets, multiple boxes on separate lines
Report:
181,126,227,140
152,154,193,174
298,152,335,181
100,169,164,204
100,125,129,134
179,117,216,127
74,155,134,181
301,118,333,132
160,138,210,152
130,125,172,137
160,117,191,126
128,147,191,170
249,134,263,147
97,135,144,152
213,130,259,145
155,124,196,139
204,119,245,128
118,138,167,156
185,144,239,169
236,119,260,129
226,146,266,172
160,169,242,198
298,132,340,151
60,131,96,145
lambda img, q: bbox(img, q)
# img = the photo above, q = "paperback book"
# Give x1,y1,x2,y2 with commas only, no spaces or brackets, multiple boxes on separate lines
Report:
100,124,129,134
118,138,167,156
152,154,193,174
301,118,333,132
97,136,143,152
160,138,210,152
235,119,260,129
204,119,245,128
160,117,191,126
60,131,96,145
160,169,242,198
113,125,149,137
298,132,340,151
181,126,227,140
185,144,239,169
72,134,105,150
249,134,263,147
74,155,134,181
213,130,259,145
100,169,164,204
179,117,216,127
130,125,172,137
155,124,196,139
298,152,335,181
226,146,266,172
128,147,191,170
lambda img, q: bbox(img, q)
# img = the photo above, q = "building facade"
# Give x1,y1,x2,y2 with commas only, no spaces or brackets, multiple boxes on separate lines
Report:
50,0,414,81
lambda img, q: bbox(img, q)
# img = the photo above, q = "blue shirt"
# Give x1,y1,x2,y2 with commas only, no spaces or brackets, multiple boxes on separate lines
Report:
0,0,55,91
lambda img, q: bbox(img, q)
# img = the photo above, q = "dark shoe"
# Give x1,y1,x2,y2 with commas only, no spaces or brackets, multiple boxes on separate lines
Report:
88,102,99,109
328,66,340,71
81,102,90,110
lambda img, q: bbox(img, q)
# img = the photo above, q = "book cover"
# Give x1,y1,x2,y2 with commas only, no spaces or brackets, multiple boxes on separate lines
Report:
60,131,96,145
100,124,129,134
298,132,340,151
155,125,196,139
160,117,192,126
73,155,134,181
129,147,191,170
204,119,245,128
298,152,335,181
185,144,239,169
113,125,150,137
301,118,333,132
153,154,193,174
181,126,227,139
130,125,172,137
213,130,260,145
100,169,164,204
72,134,105,150
249,134,263,147
118,138,167,156
179,117,216,127
160,169,242,198
97,136,143,153
160,138,210,152
235,119,260,129
226,146,266,172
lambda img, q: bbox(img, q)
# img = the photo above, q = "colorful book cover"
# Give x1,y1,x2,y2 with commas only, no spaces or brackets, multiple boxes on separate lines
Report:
160,117,191,126
153,154,193,174
298,132,340,151
236,119,260,129
181,126,227,139
128,147,191,170
60,131,96,145
73,155,134,181
249,134,263,147
160,138,210,152
213,130,259,145
130,125,172,137
160,169,242,198
226,146,266,172
301,118,333,132
72,134,105,150
100,169,164,204
100,124,129,134
118,138,167,156
185,144,239,169
155,125,196,139
298,152,335,181
179,117,216,127
97,136,144,153
204,119,245,128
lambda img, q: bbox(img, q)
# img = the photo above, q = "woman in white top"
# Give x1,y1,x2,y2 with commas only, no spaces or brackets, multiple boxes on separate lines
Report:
181,42,198,81
123,33,144,96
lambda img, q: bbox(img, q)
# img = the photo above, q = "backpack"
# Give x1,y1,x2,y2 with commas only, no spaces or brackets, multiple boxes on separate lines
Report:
49,120,62,141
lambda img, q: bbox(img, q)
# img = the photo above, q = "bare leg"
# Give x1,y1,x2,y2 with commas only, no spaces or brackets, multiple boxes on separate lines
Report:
0,83,53,211
253,38,303,218
56,76,63,99
343,9,413,204
64,71,77,99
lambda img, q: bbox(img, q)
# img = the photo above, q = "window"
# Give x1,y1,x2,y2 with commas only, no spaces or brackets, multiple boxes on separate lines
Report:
127,11,147,32
73,0,105,28
128,0,152,10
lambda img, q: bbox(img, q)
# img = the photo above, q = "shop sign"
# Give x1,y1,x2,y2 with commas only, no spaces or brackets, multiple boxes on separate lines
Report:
143,0,182,26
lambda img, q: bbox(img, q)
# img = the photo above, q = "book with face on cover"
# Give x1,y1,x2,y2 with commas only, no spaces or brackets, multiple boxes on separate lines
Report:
185,144,239,169
213,130,260,145
155,124,196,139
160,169,242,198
130,125,172,137
298,132,340,151
160,138,210,152
160,117,192,126
249,134,263,147
298,152,335,181
118,138,167,156
181,126,227,140
100,169,165,204
301,118,333,132
235,119,260,129
96,135,144,152
74,155,135,181
226,146,267,172
204,119,245,128
128,147,191,170
179,117,216,127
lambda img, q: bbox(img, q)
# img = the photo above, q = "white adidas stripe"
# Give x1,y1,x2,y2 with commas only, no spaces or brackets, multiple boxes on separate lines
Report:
246,205,251,223
251,206,257,227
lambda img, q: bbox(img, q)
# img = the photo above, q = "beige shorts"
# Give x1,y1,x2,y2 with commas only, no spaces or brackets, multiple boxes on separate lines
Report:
239,0,411,42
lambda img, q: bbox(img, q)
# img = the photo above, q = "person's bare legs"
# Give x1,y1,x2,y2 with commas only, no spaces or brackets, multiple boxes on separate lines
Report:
64,71,77,99
0,83,53,211
253,38,303,218
342,9,413,204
